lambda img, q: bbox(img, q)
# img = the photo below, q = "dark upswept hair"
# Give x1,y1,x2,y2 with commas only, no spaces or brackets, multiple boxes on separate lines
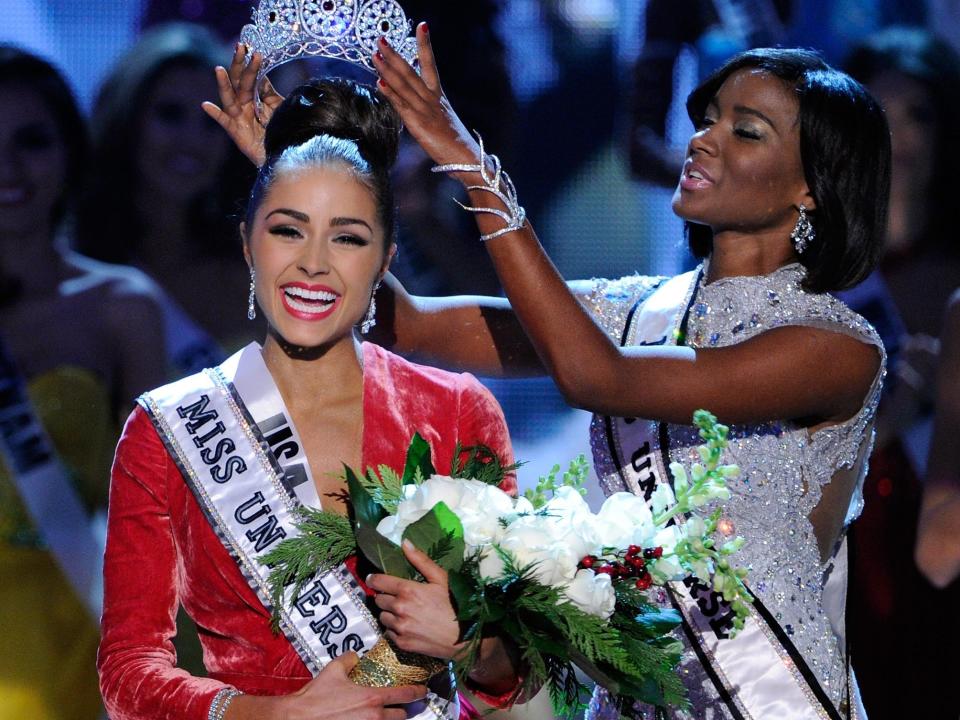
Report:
0,45,88,228
75,23,251,263
247,77,402,249
685,48,891,293
845,26,960,256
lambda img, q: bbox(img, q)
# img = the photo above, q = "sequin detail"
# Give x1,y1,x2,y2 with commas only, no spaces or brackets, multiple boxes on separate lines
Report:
583,265,885,718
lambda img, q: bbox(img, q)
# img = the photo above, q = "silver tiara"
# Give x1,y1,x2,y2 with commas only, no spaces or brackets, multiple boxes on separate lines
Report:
240,0,418,85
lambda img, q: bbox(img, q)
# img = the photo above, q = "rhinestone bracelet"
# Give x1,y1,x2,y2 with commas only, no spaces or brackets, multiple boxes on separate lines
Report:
431,133,526,242
208,687,242,720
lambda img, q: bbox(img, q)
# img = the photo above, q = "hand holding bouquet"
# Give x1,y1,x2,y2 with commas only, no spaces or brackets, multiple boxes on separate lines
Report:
263,410,751,717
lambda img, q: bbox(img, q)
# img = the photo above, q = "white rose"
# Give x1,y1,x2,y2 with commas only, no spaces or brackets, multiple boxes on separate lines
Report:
563,569,616,619
457,484,515,550
498,515,582,586
653,525,683,554
376,475,482,543
650,483,676,515
594,492,656,549
478,547,507,581
649,557,683,583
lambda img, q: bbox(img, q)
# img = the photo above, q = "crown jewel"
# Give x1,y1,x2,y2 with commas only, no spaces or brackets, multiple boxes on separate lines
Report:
240,0,418,84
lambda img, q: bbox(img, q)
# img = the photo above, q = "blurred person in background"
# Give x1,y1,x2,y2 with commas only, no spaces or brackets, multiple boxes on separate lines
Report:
840,27,960,718
916,289,960,589
76,23,256,372
628,0,793,186
0,45,165,719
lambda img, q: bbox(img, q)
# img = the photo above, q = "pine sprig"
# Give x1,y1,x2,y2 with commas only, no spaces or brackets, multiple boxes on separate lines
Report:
262,508,356,630
450,442,521,486
357,465,404,512
544,656,584,719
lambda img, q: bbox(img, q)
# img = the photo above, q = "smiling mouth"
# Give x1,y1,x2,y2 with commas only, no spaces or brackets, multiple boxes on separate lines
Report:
281,285,340,317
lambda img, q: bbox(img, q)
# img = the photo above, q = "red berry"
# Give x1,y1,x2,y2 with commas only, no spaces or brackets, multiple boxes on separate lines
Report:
630,557,646,571
579,556,595,569
626,544,641,557
652,547,663,558
595,565,613,575
635,575,653,590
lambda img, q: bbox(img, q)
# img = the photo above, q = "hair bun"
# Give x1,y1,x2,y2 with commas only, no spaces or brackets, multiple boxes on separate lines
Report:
264,77,401,171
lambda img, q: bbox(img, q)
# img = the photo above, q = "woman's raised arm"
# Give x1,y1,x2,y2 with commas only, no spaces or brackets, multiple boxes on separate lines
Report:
373,24,881,426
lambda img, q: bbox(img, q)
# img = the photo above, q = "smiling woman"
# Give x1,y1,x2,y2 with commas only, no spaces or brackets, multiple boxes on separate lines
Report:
98,77,522,720
0,45,166,720
363,31,890,719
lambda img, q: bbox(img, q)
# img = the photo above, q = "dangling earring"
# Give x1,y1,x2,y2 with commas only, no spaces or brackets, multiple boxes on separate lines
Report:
790,204,816,255
247,267,256,320
360,281,381,334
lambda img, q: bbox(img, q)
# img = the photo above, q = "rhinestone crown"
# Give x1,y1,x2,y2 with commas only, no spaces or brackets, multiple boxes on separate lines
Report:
240,0,418,85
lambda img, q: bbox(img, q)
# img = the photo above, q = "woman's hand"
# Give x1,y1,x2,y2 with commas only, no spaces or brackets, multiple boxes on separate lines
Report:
201,43,284,167
373,24,482,170
367,539,461,659
225,652,425,720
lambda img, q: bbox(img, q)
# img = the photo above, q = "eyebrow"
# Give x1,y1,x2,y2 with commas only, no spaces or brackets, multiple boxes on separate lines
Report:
265,208,310,222
733,104,779,132
706,98,781,133
331,216,373,232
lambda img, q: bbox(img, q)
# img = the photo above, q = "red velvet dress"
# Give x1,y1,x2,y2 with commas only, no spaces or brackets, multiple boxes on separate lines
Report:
98,343,515,720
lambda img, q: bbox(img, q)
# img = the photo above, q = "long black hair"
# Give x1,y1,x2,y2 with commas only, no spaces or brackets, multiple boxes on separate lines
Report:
0,45,88,229
685,48,891,293
845,26,960,257
75,23,252,263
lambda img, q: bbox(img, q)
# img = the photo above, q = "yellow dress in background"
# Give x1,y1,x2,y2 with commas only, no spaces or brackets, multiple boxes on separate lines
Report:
0,367,114,720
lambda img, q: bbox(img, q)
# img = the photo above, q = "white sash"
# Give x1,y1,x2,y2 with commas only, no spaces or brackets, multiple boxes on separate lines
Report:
598,272,850,719
140,343,457,719
0,338,102,618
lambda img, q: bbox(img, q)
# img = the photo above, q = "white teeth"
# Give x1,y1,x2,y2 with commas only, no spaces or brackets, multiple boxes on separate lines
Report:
688,170,704,180
285,294,335,314
284,286,338,301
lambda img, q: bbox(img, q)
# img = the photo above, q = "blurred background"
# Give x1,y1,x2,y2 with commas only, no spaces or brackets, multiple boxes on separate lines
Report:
1,0,959,717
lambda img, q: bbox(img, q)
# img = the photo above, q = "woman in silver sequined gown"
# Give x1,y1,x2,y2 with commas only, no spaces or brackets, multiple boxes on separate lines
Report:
219,28,890,719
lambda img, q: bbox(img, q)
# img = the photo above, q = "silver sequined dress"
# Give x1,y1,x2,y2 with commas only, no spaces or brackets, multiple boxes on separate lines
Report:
580,264,884,719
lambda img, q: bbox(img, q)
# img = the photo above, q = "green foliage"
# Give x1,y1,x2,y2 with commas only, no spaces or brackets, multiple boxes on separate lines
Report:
523,454,590,509
261,508,356,631
450,442,521,487
401,501,465,574
357,465,404,513
345,464,387,530
355,525,416,579
402,432,435,486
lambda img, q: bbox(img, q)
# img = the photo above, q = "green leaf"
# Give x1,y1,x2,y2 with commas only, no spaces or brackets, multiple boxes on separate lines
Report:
402,432,435,486
401,501,465,573
447,570,477,621
633,608,682,637
355,525,416,579
346,464,386,530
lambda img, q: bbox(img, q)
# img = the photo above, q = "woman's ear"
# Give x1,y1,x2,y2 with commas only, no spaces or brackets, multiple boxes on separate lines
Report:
798,188,817,212
240,222,252,268
381,242,398,276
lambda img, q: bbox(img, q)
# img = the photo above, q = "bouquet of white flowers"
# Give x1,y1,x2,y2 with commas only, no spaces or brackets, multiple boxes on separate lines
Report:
263,410,751,717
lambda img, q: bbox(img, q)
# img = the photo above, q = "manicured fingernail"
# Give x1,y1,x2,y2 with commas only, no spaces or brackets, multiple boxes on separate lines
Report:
379,36,389,47
421,22,429,34
377,78,388,89
402,539,414,550
374,49,384,62
366,574,374,584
